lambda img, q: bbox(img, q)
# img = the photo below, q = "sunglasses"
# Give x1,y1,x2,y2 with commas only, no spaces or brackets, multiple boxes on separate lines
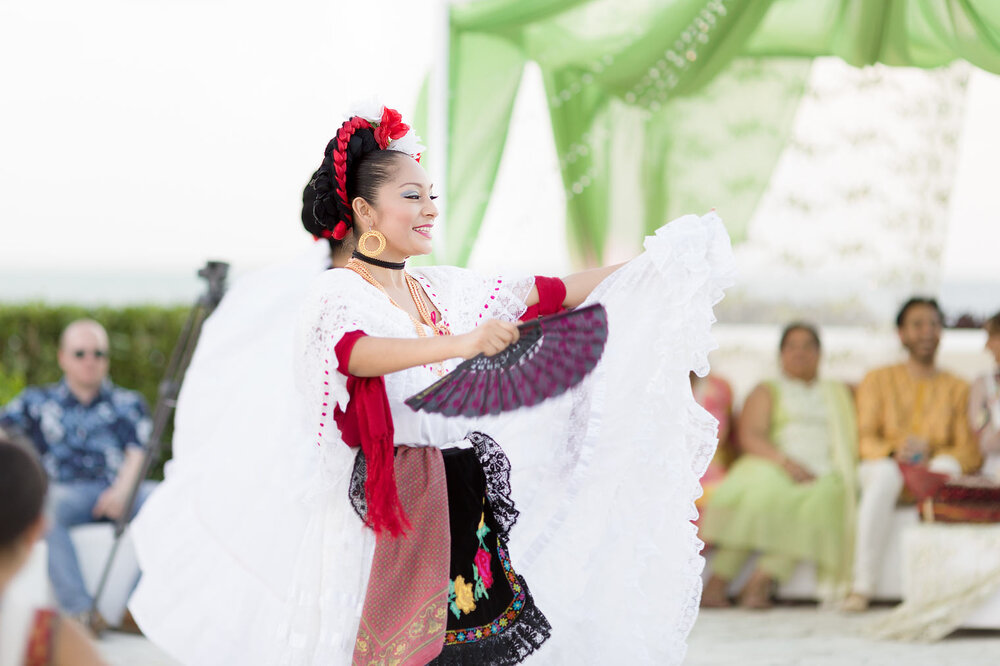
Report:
72,349,108,360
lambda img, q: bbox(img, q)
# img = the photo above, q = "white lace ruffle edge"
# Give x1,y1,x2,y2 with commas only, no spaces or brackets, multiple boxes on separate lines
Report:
500,211,735,665
131,441,374,666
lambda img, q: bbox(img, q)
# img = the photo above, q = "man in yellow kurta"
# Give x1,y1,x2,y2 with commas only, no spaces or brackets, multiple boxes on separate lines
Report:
843,298,981,611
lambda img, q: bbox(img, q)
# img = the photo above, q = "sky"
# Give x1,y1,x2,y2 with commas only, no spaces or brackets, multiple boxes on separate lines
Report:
1,0,997,309
0,0,439,272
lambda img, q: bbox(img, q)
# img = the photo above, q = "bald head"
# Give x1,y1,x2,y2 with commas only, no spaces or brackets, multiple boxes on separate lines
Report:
58,319,110,397
59,319,108,351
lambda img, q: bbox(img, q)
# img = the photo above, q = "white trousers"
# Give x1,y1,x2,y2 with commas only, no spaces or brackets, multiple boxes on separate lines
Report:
852,455,962,596
983,453,1000,481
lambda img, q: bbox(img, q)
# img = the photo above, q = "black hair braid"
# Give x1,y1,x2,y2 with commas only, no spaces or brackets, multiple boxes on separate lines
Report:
300,124,408,245
300,137,339,239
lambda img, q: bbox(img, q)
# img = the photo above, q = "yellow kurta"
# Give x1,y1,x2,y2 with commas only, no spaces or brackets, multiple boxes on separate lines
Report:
856,363,981,473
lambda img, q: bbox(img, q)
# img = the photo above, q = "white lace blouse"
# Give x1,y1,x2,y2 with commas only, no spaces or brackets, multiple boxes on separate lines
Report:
295,265,535,450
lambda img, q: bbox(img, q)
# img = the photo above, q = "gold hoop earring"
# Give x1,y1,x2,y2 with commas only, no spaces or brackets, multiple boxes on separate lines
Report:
358,229,387,258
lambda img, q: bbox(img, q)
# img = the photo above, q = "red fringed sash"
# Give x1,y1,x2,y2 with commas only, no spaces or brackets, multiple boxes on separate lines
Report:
334,330,410,536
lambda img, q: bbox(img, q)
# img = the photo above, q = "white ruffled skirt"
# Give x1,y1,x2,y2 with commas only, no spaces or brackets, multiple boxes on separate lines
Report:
129,213,735,665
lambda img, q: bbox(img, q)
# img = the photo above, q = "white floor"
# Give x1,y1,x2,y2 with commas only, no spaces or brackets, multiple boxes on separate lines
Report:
97,606,1000,665
688,606,1000,666
98,632,178,666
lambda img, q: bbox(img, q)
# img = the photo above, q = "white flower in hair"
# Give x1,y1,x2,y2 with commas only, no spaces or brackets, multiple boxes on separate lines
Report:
388,130,425,159
345,97,424,159
348,97,386,125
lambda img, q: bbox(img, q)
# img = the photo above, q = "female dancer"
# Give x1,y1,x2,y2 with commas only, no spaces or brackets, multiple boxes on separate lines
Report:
130,104,734,665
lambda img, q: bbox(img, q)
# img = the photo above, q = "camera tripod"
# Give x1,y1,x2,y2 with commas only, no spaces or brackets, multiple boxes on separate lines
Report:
89,260,229,620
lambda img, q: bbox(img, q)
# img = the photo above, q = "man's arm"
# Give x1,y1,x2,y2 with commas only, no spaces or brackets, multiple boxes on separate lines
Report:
856,371,897,460
937,380,982,474
93,395,152,521
0,391,42,452
93,448,146,520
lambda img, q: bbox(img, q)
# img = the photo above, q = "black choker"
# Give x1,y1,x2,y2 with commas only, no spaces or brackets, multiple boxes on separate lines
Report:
351,251,406,270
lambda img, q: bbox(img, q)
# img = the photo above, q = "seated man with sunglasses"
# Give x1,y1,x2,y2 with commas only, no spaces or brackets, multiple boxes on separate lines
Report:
0,318,153,631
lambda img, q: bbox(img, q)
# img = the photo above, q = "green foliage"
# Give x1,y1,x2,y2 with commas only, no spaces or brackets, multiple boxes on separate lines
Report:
0,303,190,478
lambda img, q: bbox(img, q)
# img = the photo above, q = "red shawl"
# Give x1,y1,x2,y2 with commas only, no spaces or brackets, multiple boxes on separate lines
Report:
334,330,410,536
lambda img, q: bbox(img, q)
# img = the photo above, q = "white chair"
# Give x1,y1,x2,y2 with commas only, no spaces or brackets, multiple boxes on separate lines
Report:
777,507,918,601
705,507,917,601
6,524,140,626
706,508,1000,630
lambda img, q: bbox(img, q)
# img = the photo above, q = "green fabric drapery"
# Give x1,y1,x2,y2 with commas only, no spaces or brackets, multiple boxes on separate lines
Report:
443,0,1000,266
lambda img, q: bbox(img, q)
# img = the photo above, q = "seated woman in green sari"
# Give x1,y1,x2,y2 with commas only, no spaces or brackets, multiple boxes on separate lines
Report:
700,323,857,608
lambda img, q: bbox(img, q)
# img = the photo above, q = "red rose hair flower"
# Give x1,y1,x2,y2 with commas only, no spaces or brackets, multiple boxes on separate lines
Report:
373,106,410,149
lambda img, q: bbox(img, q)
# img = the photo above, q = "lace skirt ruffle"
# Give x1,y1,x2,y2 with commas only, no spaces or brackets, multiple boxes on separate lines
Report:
492,212,735,665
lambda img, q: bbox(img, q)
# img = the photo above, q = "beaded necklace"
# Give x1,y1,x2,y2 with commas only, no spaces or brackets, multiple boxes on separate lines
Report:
345,259,452,338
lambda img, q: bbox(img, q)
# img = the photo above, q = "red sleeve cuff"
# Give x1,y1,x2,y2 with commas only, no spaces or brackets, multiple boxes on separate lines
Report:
520,276,567,321
334,330,368,376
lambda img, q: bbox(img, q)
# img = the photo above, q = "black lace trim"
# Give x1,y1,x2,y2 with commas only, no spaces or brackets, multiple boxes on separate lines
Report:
349,435,519,537
468,432,520,539
429,575,551,666
348,449,367,522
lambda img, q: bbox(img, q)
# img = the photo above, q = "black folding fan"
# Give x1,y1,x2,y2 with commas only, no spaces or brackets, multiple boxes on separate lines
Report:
405,304,608,417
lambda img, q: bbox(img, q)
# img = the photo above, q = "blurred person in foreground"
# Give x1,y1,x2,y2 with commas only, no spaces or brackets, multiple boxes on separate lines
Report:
0,437,106,665
699,323,857,608
0,319,154,631
842,298,981,612
970,311,1000,480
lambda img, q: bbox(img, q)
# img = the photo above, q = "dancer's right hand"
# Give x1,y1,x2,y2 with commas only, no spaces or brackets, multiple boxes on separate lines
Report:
457,320,520,358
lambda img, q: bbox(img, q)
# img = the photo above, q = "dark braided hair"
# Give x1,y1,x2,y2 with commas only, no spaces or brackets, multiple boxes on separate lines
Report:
0,437,48,551
301,121,408,246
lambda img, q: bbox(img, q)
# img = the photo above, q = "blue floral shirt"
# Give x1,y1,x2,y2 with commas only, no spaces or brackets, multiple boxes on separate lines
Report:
0,379,151,484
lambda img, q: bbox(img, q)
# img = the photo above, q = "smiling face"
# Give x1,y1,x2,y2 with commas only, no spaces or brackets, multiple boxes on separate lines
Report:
352,156,438,262
898,303,942,365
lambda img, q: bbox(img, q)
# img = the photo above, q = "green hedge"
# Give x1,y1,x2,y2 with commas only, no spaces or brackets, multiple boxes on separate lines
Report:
0,303,190,477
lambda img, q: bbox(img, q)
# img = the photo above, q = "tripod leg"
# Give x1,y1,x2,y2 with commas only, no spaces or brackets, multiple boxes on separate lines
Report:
89,262,226,619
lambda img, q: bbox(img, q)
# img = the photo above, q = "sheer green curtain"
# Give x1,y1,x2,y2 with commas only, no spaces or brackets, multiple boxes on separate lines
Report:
444,0,1000,266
